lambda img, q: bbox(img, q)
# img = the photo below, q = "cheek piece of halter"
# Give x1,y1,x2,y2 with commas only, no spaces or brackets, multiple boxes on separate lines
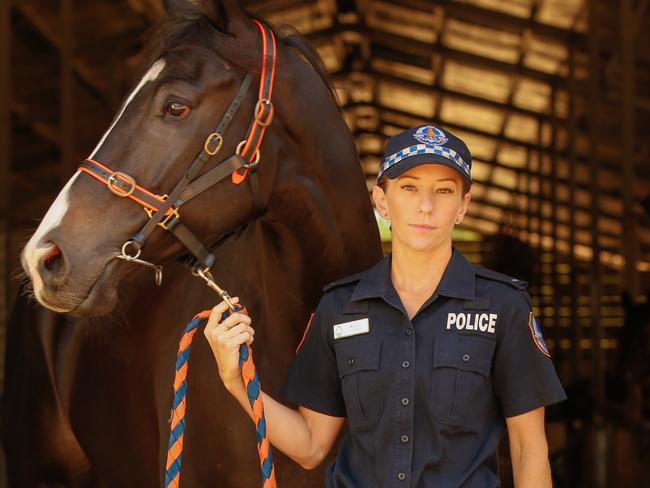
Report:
77,20,278,488
78,20,275,288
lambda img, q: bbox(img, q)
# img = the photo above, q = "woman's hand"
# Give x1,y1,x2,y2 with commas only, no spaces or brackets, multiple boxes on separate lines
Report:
203,297,255,393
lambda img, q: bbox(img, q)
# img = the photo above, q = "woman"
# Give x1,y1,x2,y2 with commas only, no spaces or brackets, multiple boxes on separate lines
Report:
204,125,567,487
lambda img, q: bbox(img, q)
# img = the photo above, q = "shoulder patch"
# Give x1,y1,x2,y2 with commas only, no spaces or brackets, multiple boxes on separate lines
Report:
528,312,550,357
474,266,527,290
322,272,364,292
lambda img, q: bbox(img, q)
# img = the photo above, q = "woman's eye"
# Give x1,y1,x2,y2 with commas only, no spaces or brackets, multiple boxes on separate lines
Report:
438,187,454,194
164,101,190,118
401,184,416,191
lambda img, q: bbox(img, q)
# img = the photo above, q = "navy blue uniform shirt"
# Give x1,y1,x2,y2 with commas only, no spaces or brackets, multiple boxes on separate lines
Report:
280,248,567,487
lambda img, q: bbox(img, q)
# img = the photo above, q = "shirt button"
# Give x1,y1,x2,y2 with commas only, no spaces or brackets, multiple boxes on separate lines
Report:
462,354,470,362
400,435,409,443
401,397,410,406
405,328,413,336
348,357,355,367
397,472,406,481
402,360,410,368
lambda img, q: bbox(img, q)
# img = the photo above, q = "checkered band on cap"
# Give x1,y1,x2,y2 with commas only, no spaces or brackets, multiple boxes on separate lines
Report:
378,144,471,179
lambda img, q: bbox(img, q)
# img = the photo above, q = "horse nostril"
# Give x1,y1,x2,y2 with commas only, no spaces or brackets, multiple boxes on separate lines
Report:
43,245,61,270
38,242,66,282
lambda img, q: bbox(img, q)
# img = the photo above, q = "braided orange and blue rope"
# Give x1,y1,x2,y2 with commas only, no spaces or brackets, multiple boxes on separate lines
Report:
164,306,277,488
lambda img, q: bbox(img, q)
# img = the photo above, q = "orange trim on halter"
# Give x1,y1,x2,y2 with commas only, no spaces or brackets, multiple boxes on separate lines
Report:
240,20,276,168
79,159,176,216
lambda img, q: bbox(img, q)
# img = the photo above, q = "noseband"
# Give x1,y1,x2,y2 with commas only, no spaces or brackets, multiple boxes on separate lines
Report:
78,19,277,285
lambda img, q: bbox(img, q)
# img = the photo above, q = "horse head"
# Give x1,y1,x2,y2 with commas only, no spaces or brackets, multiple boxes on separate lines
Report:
20,0,375,318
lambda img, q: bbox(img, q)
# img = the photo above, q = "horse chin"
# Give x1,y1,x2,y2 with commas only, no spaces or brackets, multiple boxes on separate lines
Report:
32,259,121,318
67,260,121,318
67,279,119,318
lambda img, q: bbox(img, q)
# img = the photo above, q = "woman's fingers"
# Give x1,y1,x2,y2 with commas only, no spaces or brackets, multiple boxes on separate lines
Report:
224,322,254,340
204,320,254,348
205,296,240,329
221,312,252,331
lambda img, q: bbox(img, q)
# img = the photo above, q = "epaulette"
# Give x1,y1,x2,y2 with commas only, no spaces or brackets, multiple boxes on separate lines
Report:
322,271,364,292
474,266,527,291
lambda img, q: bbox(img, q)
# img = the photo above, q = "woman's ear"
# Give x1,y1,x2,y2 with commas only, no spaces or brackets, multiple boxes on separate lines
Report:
456,191,471,223
372,185,389,219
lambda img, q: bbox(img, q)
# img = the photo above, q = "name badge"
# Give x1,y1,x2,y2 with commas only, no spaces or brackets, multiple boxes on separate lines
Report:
333,318,370,340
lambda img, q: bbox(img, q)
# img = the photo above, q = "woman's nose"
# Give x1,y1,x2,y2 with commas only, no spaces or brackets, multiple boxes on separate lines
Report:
418,194,434,213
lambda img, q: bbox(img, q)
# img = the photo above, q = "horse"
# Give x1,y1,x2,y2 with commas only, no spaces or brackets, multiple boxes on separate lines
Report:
3,1,383,485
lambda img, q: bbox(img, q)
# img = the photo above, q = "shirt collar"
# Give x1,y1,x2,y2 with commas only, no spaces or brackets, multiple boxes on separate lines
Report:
350,247,475,304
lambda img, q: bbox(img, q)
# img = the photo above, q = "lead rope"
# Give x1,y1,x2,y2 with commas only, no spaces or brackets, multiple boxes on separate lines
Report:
163,20,278,487
164,271,277,488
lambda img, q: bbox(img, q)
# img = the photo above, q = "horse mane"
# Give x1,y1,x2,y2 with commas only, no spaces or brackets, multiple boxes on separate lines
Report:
138,3,337,104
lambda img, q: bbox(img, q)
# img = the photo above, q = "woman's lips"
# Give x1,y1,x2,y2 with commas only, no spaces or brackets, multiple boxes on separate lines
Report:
409,223,436,230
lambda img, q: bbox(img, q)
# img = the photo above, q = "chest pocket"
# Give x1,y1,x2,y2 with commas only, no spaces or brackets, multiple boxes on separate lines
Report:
334,336,383,430
429,333,495,427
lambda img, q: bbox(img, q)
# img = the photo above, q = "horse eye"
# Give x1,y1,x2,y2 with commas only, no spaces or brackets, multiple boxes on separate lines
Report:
164,102,190,117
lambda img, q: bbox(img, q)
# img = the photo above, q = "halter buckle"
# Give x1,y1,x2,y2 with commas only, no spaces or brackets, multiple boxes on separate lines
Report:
204,132,223,156
143,194,180,230
254,98,273,127
107,171,136,197
235,139,261,164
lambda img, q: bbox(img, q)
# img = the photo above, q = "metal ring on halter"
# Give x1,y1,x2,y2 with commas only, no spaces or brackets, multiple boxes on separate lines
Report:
191,265,211,278
204,132,224,156
254,98,273,127
120,240,142,260
235,140,261,165
107,171,136,197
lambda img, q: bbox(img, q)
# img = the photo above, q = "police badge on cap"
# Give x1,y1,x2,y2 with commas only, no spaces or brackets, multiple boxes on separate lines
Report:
377,124,473,184
413,126,449,146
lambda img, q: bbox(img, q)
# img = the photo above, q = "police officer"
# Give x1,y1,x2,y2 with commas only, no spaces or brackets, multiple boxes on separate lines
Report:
204,125,567,487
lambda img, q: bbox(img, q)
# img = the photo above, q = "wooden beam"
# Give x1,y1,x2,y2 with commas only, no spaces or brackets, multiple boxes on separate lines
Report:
15,2,110,106
11,101,59,145
309,21,650,113
333,68,555,121
394,0,588,49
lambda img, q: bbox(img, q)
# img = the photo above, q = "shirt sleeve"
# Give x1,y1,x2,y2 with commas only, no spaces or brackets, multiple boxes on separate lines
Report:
279,294,346,417
492,289,567,418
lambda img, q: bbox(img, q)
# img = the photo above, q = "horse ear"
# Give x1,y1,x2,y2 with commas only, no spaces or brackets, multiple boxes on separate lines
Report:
162,0,227,31
220,0,255,36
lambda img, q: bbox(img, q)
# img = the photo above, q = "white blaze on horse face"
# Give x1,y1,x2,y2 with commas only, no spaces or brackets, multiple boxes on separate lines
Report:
22,59,166,304
21,171,80,308
88,58,166,159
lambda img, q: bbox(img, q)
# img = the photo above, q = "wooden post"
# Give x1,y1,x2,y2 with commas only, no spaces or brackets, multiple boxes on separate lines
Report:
61,0,75,179
0,0,11,394
567,42,580,380
588,0,605,486
620,0,638,299
550,85,560,338
536,116,544,320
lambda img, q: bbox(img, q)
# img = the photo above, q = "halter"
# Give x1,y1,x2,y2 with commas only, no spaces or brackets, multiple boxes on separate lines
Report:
78,19,277,284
